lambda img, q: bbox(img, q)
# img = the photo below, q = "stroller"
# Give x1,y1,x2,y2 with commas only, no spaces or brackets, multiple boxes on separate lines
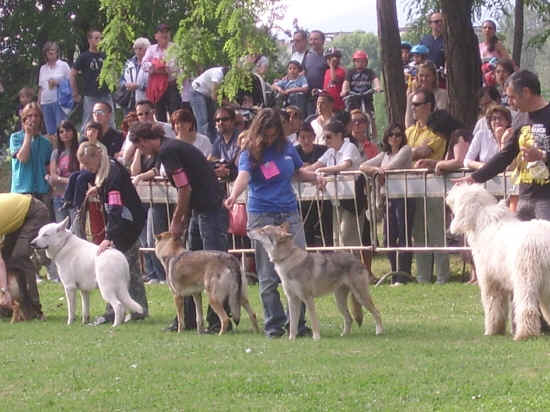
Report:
235,72,276,128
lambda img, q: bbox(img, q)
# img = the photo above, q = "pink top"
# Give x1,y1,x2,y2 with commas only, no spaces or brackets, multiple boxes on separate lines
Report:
142,43,178,81
479,42,504,61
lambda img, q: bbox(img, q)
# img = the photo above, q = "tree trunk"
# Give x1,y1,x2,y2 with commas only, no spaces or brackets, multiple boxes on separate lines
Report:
440,0,481,131
376,0,406,128
513,0,524,65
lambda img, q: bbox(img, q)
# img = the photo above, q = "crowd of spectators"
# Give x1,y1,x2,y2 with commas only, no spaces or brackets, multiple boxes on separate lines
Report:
4,14,550,336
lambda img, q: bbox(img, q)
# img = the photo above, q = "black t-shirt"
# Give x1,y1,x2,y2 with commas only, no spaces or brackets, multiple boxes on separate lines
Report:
473,103,550,200
74,51,109,97
159,138,223,212
296,144,327,165
346,68,377,97
80,128,123,158
100,159,146,252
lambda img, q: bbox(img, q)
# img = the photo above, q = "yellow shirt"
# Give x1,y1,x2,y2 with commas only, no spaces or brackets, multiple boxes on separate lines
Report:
512,125,550,185
0,193,32,235
406,122,446,160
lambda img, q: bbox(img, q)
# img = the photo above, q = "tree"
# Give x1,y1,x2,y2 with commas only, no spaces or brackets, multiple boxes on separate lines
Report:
168,0,279,102
513,0,524,64
376,0,406,127
440,0,481,130
98,0,280,102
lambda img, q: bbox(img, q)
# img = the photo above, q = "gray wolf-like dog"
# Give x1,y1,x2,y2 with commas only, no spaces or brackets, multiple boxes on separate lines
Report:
31,217,143,326
154,232,259,335
248,223,383,340
447,183,550,340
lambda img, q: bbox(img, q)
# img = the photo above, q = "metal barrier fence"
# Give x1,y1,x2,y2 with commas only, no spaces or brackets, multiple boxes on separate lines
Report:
134,170,518,279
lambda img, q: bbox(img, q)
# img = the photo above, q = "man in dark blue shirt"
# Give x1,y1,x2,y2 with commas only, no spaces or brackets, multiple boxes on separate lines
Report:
420,12,445,69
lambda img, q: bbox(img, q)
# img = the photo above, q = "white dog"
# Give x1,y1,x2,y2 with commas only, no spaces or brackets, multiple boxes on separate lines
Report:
31,217,143,326
446,183,550,340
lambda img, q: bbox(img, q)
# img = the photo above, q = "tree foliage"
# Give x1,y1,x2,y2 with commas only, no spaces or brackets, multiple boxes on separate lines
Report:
328,31,381,74
0,0,104,142
167,0,279,102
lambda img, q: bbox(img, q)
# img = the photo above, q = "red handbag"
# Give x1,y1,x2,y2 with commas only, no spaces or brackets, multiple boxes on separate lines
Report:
228,203,247,237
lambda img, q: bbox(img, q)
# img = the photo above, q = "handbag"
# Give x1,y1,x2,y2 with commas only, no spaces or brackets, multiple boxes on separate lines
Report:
228,203,247,237
114,84,133,108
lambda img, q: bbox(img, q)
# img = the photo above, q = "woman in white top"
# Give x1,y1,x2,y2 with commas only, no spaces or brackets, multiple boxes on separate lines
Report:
305,119,363,246
38,41,71,137
170,109,212,157
465,104,514,170
361,124,413,283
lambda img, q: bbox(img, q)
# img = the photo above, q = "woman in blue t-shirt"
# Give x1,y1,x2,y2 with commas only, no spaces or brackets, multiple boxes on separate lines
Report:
224,108,324,338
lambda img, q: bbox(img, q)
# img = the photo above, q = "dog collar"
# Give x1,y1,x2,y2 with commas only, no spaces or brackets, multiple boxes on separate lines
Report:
47,233,72,260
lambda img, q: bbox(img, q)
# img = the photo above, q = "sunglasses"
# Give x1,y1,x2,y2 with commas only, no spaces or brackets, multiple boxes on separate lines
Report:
216,117,230,122
93,109,106,115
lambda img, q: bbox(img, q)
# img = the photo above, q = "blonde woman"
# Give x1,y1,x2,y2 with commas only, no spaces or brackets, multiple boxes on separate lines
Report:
76,142,148,325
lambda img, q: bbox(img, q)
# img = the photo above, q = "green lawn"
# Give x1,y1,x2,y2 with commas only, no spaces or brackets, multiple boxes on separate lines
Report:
2,255,549,411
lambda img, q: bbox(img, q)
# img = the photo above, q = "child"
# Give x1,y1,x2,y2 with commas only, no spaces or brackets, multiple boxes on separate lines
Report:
17,88,35,130
272,60,308,111
323,49,346,111
341,50,380,113
407,45,429,92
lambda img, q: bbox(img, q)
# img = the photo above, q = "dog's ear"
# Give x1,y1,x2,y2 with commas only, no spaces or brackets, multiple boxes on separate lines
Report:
58,216,70,232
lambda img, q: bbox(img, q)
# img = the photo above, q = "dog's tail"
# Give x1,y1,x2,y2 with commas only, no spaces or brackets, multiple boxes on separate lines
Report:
119,289,144,315
228,258,243,327
351,295,363,327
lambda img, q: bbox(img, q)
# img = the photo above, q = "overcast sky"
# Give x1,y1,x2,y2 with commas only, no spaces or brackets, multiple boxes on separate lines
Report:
276,0,411,37
275,0,494,38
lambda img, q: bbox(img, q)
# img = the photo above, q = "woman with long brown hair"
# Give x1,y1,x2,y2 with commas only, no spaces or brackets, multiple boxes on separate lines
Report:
224,108,324,338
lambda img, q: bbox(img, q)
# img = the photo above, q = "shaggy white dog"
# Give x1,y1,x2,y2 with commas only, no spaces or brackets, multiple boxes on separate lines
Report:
446,183,550,340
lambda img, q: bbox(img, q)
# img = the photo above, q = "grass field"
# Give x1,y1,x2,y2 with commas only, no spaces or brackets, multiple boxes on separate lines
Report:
2,255,550,412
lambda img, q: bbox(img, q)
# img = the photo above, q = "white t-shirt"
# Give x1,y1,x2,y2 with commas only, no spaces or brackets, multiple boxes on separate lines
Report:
38,60,71,104
311,117,326,145
192,67,225,96
318,138,361,170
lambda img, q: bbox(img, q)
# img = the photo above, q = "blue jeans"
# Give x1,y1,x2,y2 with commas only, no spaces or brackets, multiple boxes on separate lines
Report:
139,204,167,281
41,102,67,135
248,210,308,336
81,94,115,135
184,206,228,328
190,90,217,143
188,207,228,252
